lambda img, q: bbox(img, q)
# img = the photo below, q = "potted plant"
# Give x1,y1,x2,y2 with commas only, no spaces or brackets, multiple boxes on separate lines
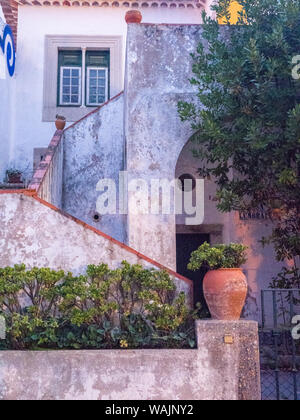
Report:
5,169,23,184
188,242,248,321
55,114,66,131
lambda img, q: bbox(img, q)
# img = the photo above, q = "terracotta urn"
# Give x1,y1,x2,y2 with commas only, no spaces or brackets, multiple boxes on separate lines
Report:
55,116,66,130
125,10,142,24
203,268,248,321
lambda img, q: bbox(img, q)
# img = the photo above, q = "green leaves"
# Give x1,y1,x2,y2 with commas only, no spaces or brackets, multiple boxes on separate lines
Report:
0,263,199,350
178,0,300,275
188,242,248,271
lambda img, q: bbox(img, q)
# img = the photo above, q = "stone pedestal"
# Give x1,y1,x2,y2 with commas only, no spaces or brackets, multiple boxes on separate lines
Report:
196,320,261,400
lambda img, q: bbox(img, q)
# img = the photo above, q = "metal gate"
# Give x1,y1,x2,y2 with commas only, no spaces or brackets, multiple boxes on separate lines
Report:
260,289,300,400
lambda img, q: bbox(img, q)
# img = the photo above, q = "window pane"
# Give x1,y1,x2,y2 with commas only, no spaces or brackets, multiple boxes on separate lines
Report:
63,86,70,94
71,95,79,104
72,77,79,85
63,95,70,103
90,69,97,78
71,86,79,95
90,78,97,87
90,87,97,95
63,68,70,77
89,95,97,104
98,69,106,77
72,68,80,77
97,95,105,103
63,77,70,86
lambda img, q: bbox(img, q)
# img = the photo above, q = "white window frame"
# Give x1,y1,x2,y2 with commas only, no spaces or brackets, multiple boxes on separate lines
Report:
86,66,109,107
59,66,82,106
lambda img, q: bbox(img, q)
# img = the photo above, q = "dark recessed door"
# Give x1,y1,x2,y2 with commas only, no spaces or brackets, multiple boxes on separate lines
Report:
176,233,210,312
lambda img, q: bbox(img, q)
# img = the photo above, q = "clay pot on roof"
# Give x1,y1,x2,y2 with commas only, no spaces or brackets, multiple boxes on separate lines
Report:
125,10,142,24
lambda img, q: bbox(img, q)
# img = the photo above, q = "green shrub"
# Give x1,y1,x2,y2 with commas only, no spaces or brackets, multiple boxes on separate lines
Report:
188,242,248,271
0,262,199,350
0,264,65,349
58,264,118,327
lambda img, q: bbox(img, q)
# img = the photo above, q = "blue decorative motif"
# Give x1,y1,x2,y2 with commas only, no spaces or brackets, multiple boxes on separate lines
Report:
0,24,16,77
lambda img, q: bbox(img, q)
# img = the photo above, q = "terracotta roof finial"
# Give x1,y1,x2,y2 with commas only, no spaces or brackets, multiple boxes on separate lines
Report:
125,10,142,24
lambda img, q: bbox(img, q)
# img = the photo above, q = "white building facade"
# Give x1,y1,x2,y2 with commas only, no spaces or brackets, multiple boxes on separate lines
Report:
0,1,211,181
0,1,283,322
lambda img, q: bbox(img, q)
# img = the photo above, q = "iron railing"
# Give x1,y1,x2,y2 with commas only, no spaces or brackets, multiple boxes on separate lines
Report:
260,289,300,401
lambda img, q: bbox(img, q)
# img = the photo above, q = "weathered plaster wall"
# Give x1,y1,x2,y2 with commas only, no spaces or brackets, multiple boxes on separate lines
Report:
0,320,261,401
125,24,204,270
231,214,284,321
62,93,125,242
0,192,191,302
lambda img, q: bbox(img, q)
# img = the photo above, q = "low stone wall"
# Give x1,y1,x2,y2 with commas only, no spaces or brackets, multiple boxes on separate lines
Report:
0,321,261,401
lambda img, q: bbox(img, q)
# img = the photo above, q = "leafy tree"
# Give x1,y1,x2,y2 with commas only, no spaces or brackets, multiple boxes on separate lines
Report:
178,0,300,286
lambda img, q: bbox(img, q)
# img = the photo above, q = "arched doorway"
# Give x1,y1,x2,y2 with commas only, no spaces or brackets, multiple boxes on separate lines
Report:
175,138,226,309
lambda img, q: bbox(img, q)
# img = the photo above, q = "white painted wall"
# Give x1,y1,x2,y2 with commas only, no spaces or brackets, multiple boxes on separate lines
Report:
0,5,4,21
0,7,16,183
4,5,203,180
